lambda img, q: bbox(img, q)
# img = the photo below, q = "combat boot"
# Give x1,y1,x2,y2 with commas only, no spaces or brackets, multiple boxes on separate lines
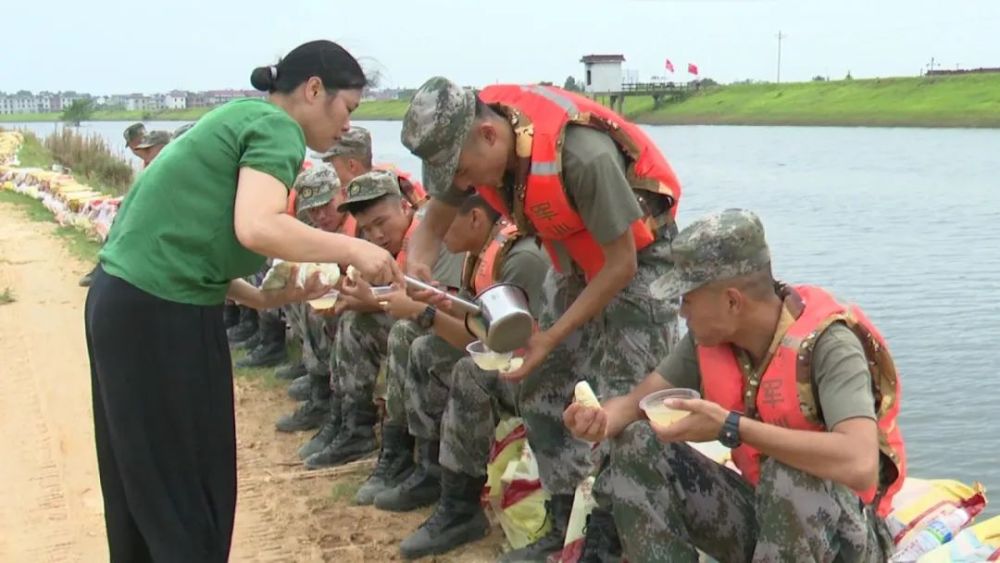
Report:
354,424,415,505
287,374,311,401
227,307,258,344
297,395,342,460
275,373,331,433
235,312,286,368
223,302,241,328
304,401,377,469
374,438,441,512
498,494,574,562
274,360,307,380
399,468,489,559
577,508,622,563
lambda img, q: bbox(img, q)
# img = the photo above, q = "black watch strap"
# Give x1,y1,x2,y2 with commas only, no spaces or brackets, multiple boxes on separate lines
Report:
416,305,437,329
718,411,743,448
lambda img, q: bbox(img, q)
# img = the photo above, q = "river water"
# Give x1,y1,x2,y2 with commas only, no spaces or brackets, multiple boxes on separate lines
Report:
9,119,1000,515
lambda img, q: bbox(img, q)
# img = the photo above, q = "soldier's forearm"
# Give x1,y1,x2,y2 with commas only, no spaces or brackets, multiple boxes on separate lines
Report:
605,371,671,439
739,416,880,492
431,312,476,350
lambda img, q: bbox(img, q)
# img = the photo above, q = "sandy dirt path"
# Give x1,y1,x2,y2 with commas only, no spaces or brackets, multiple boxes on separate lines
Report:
0,201,503,562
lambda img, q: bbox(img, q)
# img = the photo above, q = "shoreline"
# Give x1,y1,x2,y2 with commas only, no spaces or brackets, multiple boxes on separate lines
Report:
4,73,1000,129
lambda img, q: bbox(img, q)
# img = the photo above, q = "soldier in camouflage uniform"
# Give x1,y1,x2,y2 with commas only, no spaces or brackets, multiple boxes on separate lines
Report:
400,77,680,561
271,166,346,444
303,170,464,470
564,209,899,563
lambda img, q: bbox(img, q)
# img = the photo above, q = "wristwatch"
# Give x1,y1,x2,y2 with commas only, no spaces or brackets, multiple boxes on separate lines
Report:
718,411,743,448
416,305,437,330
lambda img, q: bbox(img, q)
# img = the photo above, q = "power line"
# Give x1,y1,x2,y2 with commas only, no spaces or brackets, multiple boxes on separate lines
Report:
776,31,788,83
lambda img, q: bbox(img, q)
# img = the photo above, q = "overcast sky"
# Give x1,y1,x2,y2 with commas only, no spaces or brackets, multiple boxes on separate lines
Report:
4,0,999,94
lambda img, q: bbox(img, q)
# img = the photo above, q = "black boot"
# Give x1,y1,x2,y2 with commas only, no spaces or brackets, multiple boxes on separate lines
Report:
297,395,342,460
354,424,416,505
223,302,241,329
498,494,574,562
287,374,311,401
235,312,286,368
275,373,331,433
577,508,622,563
399,468,489,559
304,401,378,469
227,307,258,344
274,360,307,380
374,438,441,512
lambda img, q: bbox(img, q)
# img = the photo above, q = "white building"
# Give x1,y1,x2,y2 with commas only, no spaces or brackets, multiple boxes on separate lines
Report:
164,91,188,110
580,54,625,94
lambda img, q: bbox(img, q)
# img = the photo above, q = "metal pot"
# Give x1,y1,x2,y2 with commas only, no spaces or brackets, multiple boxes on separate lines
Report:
403,276,534,352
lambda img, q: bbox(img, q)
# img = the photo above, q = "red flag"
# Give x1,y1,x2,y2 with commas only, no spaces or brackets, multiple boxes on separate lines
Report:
664,58,675,73
688,63,699,76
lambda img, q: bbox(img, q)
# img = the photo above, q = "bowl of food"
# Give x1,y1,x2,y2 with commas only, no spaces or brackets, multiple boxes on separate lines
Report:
308,290,340,311
466,340,513,371
639,388,701,427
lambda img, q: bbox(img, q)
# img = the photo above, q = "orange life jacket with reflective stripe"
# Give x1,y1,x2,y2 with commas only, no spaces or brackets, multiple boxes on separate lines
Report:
697,285,906,517
475,84,681,280
462,219,522,295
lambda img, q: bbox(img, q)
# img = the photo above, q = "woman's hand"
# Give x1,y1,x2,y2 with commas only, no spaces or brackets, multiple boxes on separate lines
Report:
348,239,404,286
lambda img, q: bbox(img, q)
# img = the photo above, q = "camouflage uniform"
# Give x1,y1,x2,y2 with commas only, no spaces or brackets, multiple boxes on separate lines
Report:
123,123,146,146
315,126,372,162
607,210,893,563
523,242,677,495
384,319,422,426
330,310,396,415
135,130,171,149
439,356,519,476
401,76,679,496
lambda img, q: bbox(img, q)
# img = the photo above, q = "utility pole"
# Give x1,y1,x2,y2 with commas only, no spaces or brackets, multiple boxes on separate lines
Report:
776,31,788,83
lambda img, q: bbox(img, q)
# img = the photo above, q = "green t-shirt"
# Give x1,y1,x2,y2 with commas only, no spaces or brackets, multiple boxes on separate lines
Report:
437,125,650,272
656,324,877,429
100,99,306,305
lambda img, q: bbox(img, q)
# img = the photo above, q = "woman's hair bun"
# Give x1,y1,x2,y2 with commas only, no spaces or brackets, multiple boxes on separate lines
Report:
250,65,277,92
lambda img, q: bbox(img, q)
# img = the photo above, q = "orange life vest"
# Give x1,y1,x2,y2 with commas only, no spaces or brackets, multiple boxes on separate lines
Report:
395,215,421,269
697,284,906,517
462,219,523,295
475,84,682,280
375,163,428,209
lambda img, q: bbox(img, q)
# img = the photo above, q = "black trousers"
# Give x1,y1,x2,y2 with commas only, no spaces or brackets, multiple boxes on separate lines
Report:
85,266,236,563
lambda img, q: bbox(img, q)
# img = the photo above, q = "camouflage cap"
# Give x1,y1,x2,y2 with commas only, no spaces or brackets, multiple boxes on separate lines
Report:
315,126,372,160
400,76,476,196
294,164,340,218
650,209,772,300
338,169,401,213
135,130,171,149
123,123,146,145
172,122,195,138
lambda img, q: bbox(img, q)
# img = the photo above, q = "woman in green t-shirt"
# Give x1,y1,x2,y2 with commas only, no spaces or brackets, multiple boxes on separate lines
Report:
84,40,401,562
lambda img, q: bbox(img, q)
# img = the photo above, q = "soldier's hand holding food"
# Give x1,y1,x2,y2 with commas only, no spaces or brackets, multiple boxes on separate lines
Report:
563,382,608,442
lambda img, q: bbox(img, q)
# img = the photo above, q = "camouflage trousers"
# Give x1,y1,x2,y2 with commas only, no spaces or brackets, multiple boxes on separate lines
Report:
522,238,678,495
284,303,334,378
607,422,892,563
384,320,424,426
330,310,396,416
404,332,466,440
439,357,519,477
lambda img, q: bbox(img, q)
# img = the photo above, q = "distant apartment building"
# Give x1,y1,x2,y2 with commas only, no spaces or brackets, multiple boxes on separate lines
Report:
1,87,262,115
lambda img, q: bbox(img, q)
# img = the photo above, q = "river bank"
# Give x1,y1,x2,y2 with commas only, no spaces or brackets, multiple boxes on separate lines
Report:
4,73,999,128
